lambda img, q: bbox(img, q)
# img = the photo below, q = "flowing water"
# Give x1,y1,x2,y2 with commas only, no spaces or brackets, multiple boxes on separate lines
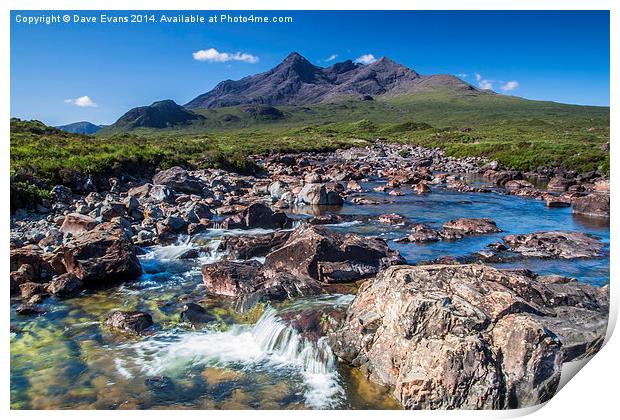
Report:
10,180,609,409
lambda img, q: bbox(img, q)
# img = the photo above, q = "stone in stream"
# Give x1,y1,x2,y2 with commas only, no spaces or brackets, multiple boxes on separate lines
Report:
378,213,407,225
484,170,523,186
201,260,263,297
329,264,608,410
547,176,575,192
62,222,142,287
296,183,344,206
180,303,217,326
152,166,204,195
47,273,84,297
222,202,292,230
15,303,46,316
144,376,175,393
572,193,610,218
545,195,571,208
105,311,153,334
10,245,60,283
262,225,405,283
442,218,502,234
201,260,323,310
502,231,603,259
504,179,534,191
19,282,49,299
413,181,431,194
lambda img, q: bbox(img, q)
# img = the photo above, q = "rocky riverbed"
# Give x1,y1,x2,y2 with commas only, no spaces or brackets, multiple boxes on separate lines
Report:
10,142,610,409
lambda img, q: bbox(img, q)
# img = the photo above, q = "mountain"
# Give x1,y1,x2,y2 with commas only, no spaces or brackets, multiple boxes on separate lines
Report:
185,52,479,109
57,121,103,134
109,100,205,130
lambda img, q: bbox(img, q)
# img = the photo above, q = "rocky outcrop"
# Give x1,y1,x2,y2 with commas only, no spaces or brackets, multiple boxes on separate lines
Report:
62,222,142,286
330,264,608,409
263,225,405,283
572,194,610,218
503,231,603,259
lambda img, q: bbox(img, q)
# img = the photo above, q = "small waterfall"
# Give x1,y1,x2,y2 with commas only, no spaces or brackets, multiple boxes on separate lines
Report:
146,235,194,260
211,221,225,230
119,307,344,408
251,308,337,375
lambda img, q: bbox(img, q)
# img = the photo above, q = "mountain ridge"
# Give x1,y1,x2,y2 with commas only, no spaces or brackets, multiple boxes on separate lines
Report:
57,121,104,134
185,52,480,109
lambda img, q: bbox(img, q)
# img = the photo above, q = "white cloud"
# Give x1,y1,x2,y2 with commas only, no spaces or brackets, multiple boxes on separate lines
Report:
474,73,494,90
64,95,97,107
192,48,259,64
479,80,493,90
325,54,338,62
501,80,519,92
456,73,468,78
354,54,377,65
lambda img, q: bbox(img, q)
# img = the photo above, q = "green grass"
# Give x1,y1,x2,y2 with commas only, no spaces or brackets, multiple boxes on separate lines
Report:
11,91,609,210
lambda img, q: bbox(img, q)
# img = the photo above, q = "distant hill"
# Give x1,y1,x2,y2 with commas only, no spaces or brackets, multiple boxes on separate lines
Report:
185,52,479,109
106,99,205,131
57,121,103,134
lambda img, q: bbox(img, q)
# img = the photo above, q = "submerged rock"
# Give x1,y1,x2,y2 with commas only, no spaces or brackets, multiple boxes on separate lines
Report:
330,264,608,409
105,311,153,333
180,303,217,326
503,231,603,259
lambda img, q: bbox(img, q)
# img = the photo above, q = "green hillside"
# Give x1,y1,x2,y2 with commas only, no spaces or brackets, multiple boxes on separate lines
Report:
11,92,609,209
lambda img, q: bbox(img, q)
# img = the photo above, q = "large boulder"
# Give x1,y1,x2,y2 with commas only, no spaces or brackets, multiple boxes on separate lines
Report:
152,166,204,195
222,202,292,230
201,260,322,309
330,264,608,409
263,226,405,283
62,222,142,287
572,194,610,218
503,231,603,259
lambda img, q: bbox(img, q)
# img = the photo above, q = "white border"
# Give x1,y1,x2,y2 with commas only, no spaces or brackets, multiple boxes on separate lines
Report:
2,2,617,420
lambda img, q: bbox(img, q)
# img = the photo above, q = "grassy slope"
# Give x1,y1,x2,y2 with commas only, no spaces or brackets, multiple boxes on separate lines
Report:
11,91,609,209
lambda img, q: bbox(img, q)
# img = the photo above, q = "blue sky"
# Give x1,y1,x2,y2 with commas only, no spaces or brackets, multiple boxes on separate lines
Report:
10,10,610,126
